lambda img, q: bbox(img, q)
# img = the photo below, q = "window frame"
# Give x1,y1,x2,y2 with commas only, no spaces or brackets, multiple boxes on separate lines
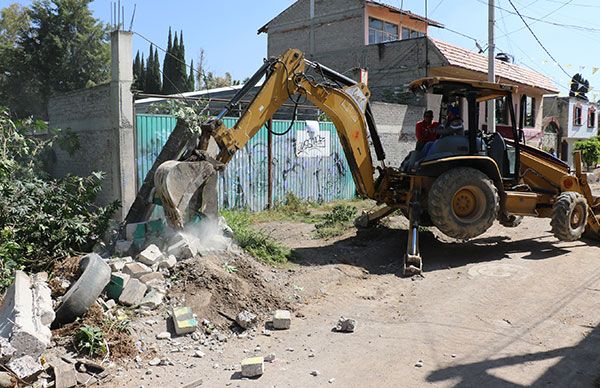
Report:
520,95,536,128
368,17,398,44
573,105,583,126
495,97,509,126
588,107,596,128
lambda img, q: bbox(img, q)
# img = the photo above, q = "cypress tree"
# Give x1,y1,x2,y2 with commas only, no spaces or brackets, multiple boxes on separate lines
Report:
145,44,161,94
176,31,188,92
132,50,141,90
140,53,146,92
162,27,174,94
153,47,162,93
187,60,195,91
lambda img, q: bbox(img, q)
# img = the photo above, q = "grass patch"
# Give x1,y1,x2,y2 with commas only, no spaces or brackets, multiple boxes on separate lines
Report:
221,209,290,264
250,193,321,224
314,204,357,239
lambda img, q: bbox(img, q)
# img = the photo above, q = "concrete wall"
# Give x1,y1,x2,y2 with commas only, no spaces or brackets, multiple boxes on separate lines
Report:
48,31,136,220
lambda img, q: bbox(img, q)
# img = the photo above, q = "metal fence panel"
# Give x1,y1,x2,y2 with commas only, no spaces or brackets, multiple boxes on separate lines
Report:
135,114,356,212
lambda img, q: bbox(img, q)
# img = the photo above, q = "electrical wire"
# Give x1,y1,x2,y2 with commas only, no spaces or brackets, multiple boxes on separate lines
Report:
506,0,572,78
498,0,574,38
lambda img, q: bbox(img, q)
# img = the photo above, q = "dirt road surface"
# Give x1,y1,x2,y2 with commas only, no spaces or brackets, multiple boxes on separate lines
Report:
111,188,600,387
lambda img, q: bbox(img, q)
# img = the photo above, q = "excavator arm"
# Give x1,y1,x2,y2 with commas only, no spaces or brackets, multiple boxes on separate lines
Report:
155,49,387,229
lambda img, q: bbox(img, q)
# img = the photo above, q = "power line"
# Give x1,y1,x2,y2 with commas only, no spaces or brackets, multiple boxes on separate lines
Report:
506,0,572,78
498,0,574,38
430,0,445,14
475,0,600,32
545,0,600,7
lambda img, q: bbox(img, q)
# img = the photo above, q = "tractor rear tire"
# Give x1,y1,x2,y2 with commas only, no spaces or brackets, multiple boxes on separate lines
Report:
428,167,499,240
551,192,588,242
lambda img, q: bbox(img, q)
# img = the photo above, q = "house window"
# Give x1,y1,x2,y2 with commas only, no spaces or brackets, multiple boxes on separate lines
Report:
574,105,583,126
496,97,509,125
402,27,424,40
520,95,535,128
588,108,596,128
369,17,398,44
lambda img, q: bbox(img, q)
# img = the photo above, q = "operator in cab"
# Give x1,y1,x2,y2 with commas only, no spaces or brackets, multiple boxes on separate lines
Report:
419,105,465,157
415,110,439,152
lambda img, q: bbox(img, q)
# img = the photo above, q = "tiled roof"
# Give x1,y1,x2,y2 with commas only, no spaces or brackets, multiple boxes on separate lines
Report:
431,38,559,93
365,0,444,27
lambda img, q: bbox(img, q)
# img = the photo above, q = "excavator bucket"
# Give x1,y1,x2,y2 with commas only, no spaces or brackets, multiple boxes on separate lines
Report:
154,160,219,230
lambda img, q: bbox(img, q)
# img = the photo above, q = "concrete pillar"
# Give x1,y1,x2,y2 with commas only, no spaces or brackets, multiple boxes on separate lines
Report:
110,30,136,220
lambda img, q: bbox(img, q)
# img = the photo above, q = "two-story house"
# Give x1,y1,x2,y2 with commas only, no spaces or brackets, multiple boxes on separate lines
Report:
259,0,559,162
543,95,599,166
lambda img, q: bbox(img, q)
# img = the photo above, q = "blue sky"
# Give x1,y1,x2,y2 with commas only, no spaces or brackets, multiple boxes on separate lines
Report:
2,0,600,97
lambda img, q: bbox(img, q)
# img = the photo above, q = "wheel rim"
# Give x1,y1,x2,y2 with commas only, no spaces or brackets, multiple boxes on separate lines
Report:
570,204,585,228
451,185,486,222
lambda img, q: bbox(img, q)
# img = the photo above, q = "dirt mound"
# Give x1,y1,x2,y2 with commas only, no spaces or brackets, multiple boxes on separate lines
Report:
170,249,292,328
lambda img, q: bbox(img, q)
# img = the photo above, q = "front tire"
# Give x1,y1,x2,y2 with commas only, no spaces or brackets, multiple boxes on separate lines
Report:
428,168,499,239
551,192,588,241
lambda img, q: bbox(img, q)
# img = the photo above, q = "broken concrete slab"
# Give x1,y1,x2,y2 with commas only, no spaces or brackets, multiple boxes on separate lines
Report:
236,310,257,330
52,359,77,388
0,271,54,358
7,355,43,381
241,356,264,378
0,337,15,363
137,244,164,266
272,310,291,330
158,255,177,270
172,307,198,335
109,256,133,272
166,239,194,260
118,278,147,307
122,262,152,279
104,272,131,300
139,288,165,309
138,272,165,286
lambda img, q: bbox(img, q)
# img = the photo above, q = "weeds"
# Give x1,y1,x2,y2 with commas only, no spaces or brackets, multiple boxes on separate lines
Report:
75,325,107,357
221,210,290,264
314,204,357,239
251,193,320,224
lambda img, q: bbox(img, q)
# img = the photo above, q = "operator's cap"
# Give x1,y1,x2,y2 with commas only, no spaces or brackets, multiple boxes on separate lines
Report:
448,106,460,116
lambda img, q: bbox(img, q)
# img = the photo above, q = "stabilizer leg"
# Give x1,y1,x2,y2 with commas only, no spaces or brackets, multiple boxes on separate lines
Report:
403,191,423,276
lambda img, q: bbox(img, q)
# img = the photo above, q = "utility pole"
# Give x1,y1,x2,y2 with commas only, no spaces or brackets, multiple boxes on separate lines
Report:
487,0,496,133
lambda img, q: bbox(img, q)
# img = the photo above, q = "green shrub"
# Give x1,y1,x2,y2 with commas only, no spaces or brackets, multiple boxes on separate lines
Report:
575,137,600,169
314,204,357,239
0,108,119,290
221,210,290,264
75,325,107,357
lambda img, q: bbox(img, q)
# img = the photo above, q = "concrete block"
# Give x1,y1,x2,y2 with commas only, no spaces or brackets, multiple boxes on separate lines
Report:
125,222,146,241
137,244,164,266
236,310,257,330
158,255,177,270
109,256,132,272
166,239,194,260
0,271,53,359
241,356,264,377
122,262,152,279
272,310,291,330
0,336,15,363
7,355,43,381
172,307,198,335
138,272,165,286
105,272,130,300
139,289,165,310
118,278,147,306
114,240,133,256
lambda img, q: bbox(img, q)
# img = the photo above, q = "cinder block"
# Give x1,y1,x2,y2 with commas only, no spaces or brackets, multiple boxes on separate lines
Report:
109,256,132,272
137,244,164,266
139,289,165,309
172,307,198,335
138,272,164,286
272,310,291,330
118,278,147,306
104,272,130,300
166,239,194,260
241,356,264,377
122,262,152,279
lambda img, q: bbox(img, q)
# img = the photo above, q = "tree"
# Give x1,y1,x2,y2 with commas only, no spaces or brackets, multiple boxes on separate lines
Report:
139,52,146,92
162,27,175,95
132,50,143,91
13,0,110,118
570,73,590,100
187,60,195,91
0,3,29,49
144,44,161,94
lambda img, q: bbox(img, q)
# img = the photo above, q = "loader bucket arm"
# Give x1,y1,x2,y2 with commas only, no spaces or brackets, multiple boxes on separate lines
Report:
156,48,384,228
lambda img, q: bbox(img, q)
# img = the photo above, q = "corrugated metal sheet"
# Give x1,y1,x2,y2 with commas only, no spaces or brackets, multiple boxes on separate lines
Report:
135,115,356,212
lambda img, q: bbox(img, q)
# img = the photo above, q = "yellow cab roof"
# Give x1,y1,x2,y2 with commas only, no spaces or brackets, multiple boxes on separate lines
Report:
409,77,518,102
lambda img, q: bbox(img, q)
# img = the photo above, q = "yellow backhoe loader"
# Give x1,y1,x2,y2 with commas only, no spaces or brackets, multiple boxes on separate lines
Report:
151,48,600,276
